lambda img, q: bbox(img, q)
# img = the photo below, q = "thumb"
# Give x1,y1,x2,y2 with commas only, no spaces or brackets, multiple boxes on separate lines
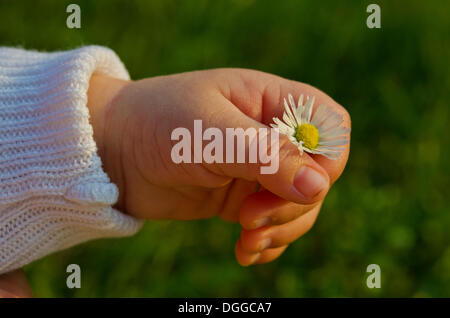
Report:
205,97,330,205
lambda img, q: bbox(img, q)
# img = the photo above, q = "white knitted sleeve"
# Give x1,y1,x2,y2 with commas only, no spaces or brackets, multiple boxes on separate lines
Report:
0,46,144,274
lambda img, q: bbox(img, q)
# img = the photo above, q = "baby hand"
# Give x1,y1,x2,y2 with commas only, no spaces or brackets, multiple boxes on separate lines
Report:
87,68,351,266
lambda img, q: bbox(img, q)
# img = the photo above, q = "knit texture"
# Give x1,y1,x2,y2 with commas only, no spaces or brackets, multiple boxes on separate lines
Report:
0,46,143,274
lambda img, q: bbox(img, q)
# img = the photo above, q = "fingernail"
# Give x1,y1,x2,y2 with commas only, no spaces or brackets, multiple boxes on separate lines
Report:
252,217,270,229
249,253,261,265
259,238,272,251
294,166,328,199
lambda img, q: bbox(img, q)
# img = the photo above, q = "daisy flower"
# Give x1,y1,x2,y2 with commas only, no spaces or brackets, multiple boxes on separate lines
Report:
270,93,350,160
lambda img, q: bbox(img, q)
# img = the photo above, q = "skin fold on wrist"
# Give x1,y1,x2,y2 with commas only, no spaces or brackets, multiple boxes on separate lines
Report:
86,73,132,209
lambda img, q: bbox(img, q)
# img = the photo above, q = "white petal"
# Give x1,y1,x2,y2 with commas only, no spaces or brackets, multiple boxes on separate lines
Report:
319,139,349,146
313,149,342,159
320,134,349,142
295,106,304,124
294,94,305,120
289,94,303,126
313,107,341,131
320,127,350,138
311,104,327,126
284,98,297,126
282,112,294,127
306,96,315,122
302,96,314,123
317,114,343,132
281,109,294,127
288,136,298,143
304,148,320,154
288,94,296,111
315,146,345,153
298,143,304,155
318,143,346,149
323,153,340,159
280,126,295,136
298,94,304,107
273,117,292,131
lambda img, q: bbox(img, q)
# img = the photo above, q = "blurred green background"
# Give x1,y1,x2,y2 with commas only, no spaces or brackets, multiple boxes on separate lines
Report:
1,0,449,297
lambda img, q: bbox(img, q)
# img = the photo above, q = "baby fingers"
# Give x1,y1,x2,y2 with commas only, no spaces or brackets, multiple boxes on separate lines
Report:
235,204,321,266
239,190,321,230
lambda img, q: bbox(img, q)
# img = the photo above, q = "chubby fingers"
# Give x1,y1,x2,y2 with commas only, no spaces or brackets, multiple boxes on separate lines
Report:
239,189,320,230
235,240,288,266
235,204,321,266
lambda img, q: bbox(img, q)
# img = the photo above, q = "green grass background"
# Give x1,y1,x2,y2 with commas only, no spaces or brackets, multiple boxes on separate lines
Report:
1,0,449,297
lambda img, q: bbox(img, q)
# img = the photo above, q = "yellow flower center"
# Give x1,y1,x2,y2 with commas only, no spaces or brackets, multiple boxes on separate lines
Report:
295,124,319,149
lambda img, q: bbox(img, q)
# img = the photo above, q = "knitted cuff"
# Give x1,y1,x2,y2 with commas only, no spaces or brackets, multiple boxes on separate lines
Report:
0,46,143,274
